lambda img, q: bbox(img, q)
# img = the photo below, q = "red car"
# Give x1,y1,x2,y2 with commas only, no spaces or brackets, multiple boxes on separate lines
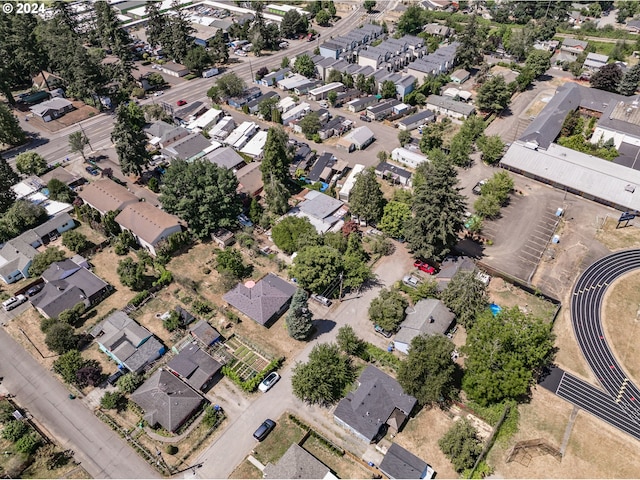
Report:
414,260,435,275
176,99,187,106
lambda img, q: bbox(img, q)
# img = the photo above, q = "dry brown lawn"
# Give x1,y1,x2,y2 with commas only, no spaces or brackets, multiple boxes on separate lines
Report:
392,407,458,479
602,270,640,386
595,216,640,251
74,221,107,246
487,277,557,321
490,387,640,478
302,436,371,479
130,292,180,346
229,459,262,479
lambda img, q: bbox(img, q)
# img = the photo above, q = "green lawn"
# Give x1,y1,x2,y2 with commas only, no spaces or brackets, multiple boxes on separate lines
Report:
252,415,306,465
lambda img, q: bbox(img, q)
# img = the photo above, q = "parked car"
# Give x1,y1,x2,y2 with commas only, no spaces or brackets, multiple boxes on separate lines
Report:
258,372,280,392
413,260,435,275
472,179,487,195
107,370,124,386
154,90,164,96
310,294,332,307
176,99,187,106
85,166,99,176
374,325,393,338
26,284,44,297
359,115,371,123
253,419,276,441
402,275,420,288
2,295,27,312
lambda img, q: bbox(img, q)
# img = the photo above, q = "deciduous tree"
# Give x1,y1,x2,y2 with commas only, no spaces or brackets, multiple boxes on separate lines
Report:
216,72,246,98
590,63,623,93
525,49,551,77
117,257,146,291
53,349,85,384
299,112,321,138
368,288,407,332
271,216,318,254
381,80,397,99
291,245,342,294
62,230,90,253
28,246,67,277
45,322,78,355
439,419,483,472
398,129,412,147
215,248,246,279
294,54,315,78
378,201,410,239
476,75,512,113
68,131,90,161
336,325,365,356
15,152,47,175
477,135,505,164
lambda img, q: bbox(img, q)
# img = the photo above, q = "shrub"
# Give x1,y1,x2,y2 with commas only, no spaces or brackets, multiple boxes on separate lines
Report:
15,434,40,454
2,420,28,441
130,290,149,306
165,445,178,455
100,391,125,410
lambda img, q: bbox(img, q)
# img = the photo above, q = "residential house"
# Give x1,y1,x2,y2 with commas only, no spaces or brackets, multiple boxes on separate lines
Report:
247,91,280,114
190,319,222,346
235,162,264,197
422,0,452,10
396,110,435,131
559,38,588,60
334,365,417,443
263,444,334,479
379,443,435,479
31,259,111,319
278,74,312,91
209,116,236,141
308,82,344,101
91,311,166,373
175,101,209,123
626,19,640,33
222,273,297,326
211,228,235,248
423,23,451,37
347,96,378,113
338,164,366,202
318,115,348,140
76,178,140,216
425,95,475,119
288,190,347,233
282,102,311,126
435,256,476,291
391,148,429,169
39,167,83,189
277,96,297,113
131,369,203,432
162,132,212,161
451,69,470,84
260,68,291,87
0,213,76,284
289,143,315,175
533,40,560,52
366,99,402,121
115,202,183,256
240,130,268,158
394,299,455,354
584,52,609,72
375,161,412,186
337,126,375,153
191,23,219,47
30,98,74,122
406,43,458,84
144,121,190,149
174,305,196,328
224,122,258,149
294,80,321,96
394,75,416,100
442,87,473,102
167,343,222,391
227,86,262,108
159,62,190,77
204,146,246,170
319,42,343,60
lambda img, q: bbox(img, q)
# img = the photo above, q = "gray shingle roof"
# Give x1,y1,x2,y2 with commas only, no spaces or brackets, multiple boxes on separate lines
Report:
379,443,431,479
298,190,344,220
398,110,435,127
223,273,296,325
334,365,416,441
167,343,221,391
131,369,203,432
263,444,330,479
163,132,211,160
345,126,375,146
395,299,455,347
426,95,476,116
204,146,246,170
376,161,411,180
190,320,221,345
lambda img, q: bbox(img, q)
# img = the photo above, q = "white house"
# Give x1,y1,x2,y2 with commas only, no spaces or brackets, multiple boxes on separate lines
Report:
391,148,429,169
338,164,365,202
282,102,310,125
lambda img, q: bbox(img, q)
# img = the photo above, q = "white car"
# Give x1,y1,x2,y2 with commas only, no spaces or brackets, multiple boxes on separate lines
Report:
154,91,164,96
258,372,280,392
2,294,27,312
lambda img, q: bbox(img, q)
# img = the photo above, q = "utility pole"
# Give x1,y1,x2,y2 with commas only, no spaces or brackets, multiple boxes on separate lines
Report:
249,60,254,82
79,122,94,151
338,272,344,302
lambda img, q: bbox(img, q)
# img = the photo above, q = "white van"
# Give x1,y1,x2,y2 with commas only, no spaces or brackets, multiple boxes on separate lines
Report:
2,294,27,312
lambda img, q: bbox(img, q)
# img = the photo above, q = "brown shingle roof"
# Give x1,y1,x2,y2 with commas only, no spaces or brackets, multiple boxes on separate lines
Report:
115,202,182,246
78,179,138,214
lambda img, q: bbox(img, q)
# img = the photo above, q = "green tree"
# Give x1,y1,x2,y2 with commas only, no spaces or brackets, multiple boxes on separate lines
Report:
15,152,47,176
315,10,331,26
160,159,241,239
398,335,457,405
271,216,318,254
364,0,377,12
525,49,551,77
294,54,315,78
477,135,505,164
117,372,143,393
208,29,229,64
463,307,555,405
286,289,314,340
68,131,90,162
481,171,514,205
378,201,411,239
111,102,149,177
117,257,146,291
15,434,40,455
0,104,26,146
336,325,365,355
439,419,483,472
474,194,501,219
590,63,623,93
291,245,342,294
350,167,385,225
404,162,466,261
47,178,75,203
456,14,485,70
281,56,290,68
57,303,85,326
448,135,473,168
216,248,246,279
619,63,640,96
440,270,488,329
2,420,28,441
263,175,291,216
280,9,307,38
184,45,212,74
257,96,279,121
342,233,373,289
216,72,246,98
100,391,125,411
94,1,134,82
45,322,78,355
62,230,90,253
163,310,181,332
397,4,427,35
381,80,397,99
53,350,85,384
327,90,338,107
419,122,445,153
476,75,512,113
28,246,67,277
398,129,412,147
299,112,321,138
0,156,19,215
369,288,407,332
291,343,355,405
248,197,263,225
327,69,343,83
261,126,292,183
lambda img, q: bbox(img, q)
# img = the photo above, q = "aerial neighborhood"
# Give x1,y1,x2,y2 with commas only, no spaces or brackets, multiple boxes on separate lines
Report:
2,0,640,478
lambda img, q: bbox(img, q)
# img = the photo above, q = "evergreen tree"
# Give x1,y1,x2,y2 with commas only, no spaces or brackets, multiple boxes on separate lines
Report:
68,131,90,161
476,75,512,113
286,289,314,340
349,167,385,225
619,63,640,96
209,29,229,64
440,270,488,329
111,102,149,176
167,0,195,62
263,175,290,216
94,1,134,83
0,155,19,215
144,1,167,49
404,162,466,261
261,127,292,183
456,15,485,70
0,104,26,146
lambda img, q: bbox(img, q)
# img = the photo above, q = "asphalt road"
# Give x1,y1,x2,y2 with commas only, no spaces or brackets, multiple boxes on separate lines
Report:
0,328,160,479
571,250,640,425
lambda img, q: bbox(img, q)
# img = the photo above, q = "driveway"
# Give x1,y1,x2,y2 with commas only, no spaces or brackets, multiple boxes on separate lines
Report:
194,243,413,478
0,328,159,479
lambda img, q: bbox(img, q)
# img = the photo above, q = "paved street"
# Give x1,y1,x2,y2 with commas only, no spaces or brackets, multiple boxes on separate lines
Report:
0,328,159,479
193,243,413,479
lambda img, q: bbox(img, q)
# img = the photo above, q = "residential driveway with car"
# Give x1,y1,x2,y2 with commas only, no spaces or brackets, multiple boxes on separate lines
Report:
194,243,413,478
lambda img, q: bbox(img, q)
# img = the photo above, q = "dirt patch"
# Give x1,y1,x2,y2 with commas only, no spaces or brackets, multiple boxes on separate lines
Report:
595,216,640,250
130,292,182,346
229,459,262,479
487,277,558,321
392,407,458,479
601,270,640,386
28,102,99,133
490,387,640,478
302,436,371,478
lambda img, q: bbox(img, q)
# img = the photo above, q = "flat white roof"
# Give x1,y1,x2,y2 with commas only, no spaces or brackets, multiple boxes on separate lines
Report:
392,147,428,164
225,121,257,146
240,130,268,157
187,108,223,130
339,164,365,197
308,82,343,95
501,142,640,211
278,74,310,90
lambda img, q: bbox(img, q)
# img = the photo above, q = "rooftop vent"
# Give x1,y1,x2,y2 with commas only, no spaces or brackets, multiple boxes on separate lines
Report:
625,184,636,193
